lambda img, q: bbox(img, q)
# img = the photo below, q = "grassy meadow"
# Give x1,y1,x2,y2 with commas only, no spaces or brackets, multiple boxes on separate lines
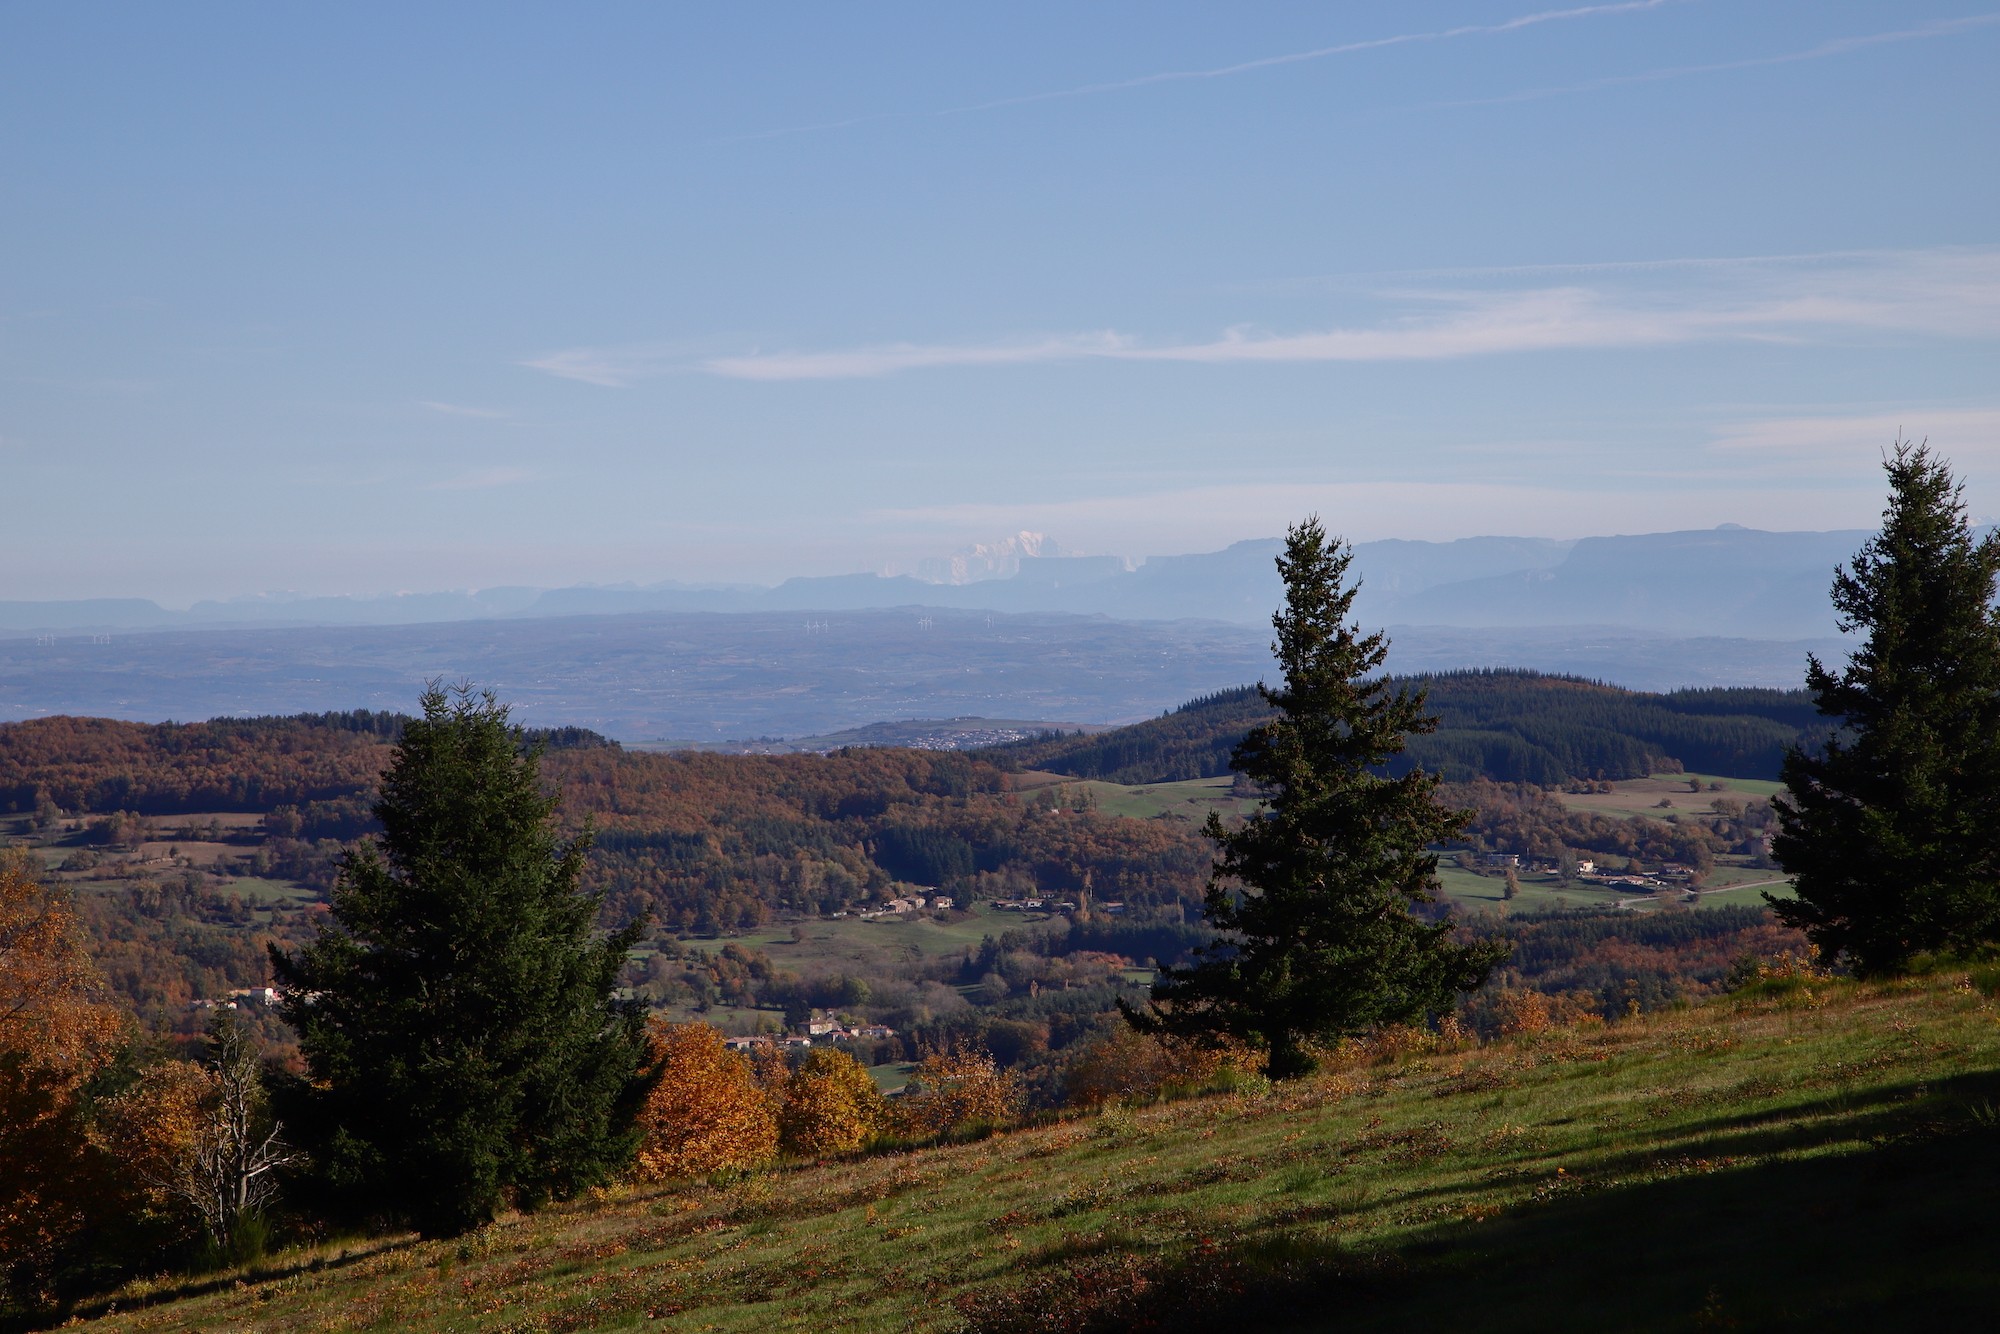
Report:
1010,771,1259,824
70,965,2000,1332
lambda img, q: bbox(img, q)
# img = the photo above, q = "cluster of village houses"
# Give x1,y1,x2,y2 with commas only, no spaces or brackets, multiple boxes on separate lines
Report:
987,897,1124,914
189,986,279,1011
830,892,955,920
1479,852,1698,889
829,890,1134,921
722,1011,896,1053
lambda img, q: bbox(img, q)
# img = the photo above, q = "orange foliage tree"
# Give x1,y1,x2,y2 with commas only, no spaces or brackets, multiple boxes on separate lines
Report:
0,849,126,1307
634,1022,778,1182
777,1047,886,1157
102,1009,299,1260
99,1058,214,1248
893,1048,1018,1140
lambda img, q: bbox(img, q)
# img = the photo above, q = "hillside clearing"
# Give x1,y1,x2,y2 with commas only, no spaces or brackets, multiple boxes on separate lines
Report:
71,968,2000,1332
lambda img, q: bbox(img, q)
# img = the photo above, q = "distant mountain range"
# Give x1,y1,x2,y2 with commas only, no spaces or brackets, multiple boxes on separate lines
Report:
0,525,1870,640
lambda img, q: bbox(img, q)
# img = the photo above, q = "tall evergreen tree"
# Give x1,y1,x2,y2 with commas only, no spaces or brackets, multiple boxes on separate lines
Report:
272,683,650,1237
1771,443,2000,973
1127,519,1505,1077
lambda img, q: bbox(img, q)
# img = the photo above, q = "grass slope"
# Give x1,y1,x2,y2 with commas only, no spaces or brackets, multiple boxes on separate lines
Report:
71,968,2000,1332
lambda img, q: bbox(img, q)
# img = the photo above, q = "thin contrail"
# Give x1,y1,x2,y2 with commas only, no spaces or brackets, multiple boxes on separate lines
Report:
725,0,1685,143
1424,13,2000,110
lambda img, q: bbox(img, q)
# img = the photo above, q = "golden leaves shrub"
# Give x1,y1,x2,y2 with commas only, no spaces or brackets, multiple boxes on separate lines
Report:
98,1058,215,1238
1062,1028,1230,1109
894,1048,1019,1139
777,1047,886,1157
1494,988,1552,1037
634,1021,778,1182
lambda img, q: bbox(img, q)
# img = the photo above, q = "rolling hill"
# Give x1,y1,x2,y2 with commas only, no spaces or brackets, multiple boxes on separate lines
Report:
992,671,1827,785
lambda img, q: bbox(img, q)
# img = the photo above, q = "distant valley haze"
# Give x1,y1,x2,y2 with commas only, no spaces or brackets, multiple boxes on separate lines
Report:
0,524,1863,740
0,523,1871,641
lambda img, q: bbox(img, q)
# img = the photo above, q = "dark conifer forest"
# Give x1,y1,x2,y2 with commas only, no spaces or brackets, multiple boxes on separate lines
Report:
993,670,1824,785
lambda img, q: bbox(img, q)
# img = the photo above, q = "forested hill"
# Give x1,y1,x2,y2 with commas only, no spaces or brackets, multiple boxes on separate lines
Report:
990,670,1826,784
0,713,1213,939
0,711,612,818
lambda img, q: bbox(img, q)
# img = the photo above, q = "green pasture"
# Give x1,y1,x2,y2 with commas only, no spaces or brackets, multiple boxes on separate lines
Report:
702,905,1007,987
1670,771,1785,799
1557,772,1782,822
868,1061,915,1093
1436,864,1626,914
1080,775,1255,822
1012,771,1257,823
78,968,2000,1332
213,875,322,905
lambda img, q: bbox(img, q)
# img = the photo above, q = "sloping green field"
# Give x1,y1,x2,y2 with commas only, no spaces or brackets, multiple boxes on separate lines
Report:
73,968,2000,1332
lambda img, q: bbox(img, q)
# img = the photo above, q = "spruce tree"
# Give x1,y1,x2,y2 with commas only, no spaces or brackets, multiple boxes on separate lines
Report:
1127,519,1505,1077
272,683,649,1236
1771,443,2000,973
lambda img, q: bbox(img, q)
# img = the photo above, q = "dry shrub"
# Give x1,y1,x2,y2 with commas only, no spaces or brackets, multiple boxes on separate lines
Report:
1494,989,1551,1037
1062,1029,1241,1109
634,1021,778,1182
1464,985,1607,1041
1433,1012,1471,1045
1350,1023,1453,1064
1549,993,1606,1030
894,1048,1018,1139
778,1046,887,1157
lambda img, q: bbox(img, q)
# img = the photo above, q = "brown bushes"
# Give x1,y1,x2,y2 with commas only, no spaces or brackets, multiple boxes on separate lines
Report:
1061,1029,1236,1109
894,1049,1018,1139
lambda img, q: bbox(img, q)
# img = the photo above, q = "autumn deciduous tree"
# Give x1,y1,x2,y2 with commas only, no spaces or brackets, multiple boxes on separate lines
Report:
101,1058,213,1248
108,1009,298,1261
1127,519,1507,1078
1774,444,2000,973
0,848,125,1309
634,1022,778,1182
777,1047,886,1157
892,1049,1017,1141
273,684,651,1237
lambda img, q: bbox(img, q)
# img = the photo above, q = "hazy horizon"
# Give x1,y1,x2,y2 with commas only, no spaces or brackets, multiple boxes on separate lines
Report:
0,519,1883,611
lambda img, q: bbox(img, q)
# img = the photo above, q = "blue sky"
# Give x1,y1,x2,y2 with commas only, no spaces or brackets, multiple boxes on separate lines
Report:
4,1,1997,602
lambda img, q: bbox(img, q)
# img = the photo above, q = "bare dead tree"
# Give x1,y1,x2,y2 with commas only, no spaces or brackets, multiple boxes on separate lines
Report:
182,1008,301,1253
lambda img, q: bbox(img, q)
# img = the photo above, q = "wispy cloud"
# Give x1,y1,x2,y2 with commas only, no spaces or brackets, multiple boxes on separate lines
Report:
428,466,538,491
703,332,1136,382
1426,13,2000,111
519,341,725,388
518,348,652,388
1709,407,2000,457
610,246,2000,382
730,0,1682,142
419,401,510,419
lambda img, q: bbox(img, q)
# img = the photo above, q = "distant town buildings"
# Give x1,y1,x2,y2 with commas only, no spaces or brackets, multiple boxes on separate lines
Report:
988,898,1080,914
854,890,957,919
723,1011,896,1052
190,985,279,1011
